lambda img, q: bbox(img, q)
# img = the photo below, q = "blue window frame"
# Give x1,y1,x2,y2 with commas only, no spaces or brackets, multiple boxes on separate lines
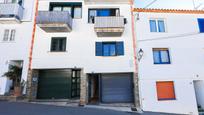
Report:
150,19,166,32
153,48,170,64
95,42,124,56
198,18,204,33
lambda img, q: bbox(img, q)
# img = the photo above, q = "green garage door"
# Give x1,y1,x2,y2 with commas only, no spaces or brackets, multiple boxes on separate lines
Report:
37,69,72,99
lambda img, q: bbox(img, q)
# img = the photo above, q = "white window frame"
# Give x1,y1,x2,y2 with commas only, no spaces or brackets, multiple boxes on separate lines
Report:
149,18,167,33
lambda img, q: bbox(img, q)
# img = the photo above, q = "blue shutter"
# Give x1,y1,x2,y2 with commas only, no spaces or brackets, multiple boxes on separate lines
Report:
96,42,103,56
198,19,204,33
116,42,124,56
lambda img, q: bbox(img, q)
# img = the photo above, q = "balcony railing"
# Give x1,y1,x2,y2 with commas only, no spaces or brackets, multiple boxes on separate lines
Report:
36,11,73,33
94,16,125,37
0,3,24,23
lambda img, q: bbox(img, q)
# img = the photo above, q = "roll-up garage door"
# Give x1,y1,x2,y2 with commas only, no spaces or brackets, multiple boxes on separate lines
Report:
101,73,134,103
37,69,72,99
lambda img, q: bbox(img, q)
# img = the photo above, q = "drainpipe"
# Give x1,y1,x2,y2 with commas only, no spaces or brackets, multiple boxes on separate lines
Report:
27,0,39,101
130,0,141,111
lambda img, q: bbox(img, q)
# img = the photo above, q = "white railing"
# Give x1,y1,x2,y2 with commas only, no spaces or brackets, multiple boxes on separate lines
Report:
0,3,24,20
36,11,73,29
95,16,125,28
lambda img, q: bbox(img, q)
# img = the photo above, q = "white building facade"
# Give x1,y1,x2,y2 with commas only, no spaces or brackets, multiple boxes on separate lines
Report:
134,8,204,115
28,0,139,107
0,0,36,95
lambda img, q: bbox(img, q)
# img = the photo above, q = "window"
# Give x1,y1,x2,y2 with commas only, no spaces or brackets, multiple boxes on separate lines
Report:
88,9,120,23
50,37,67,52
149,19,166,32
3,29,9,41
95,42,124,56
198,18,204,33
50,2,82,19
153,48,170,64
156,81,176,100
2,29,16,42
10,29,16,41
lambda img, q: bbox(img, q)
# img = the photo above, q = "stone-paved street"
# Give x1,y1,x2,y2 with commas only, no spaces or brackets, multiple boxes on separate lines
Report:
0,101,175,115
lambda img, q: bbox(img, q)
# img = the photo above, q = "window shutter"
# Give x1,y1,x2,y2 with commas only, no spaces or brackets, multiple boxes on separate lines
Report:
96,42,103,56
156,81,176,100
198,19,204,33
116,42,124,56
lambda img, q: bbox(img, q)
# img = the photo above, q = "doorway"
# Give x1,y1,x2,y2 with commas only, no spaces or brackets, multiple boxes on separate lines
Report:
194,80,204,113
88,74,100,104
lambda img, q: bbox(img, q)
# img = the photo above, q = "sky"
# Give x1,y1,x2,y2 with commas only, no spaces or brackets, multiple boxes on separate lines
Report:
135,0,204,10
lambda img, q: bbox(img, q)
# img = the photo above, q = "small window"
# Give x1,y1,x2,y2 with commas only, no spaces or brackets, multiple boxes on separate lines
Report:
198,18,204,33
150,19,166,32
3,29,9,41
50,37,67,52
10,29,16,41
153,48,170,64
95,42,124,56
156,81,176,101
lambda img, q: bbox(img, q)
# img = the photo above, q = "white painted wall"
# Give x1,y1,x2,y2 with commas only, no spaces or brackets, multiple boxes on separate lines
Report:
135,12,204,115
32,0,135,74
0,0,35,94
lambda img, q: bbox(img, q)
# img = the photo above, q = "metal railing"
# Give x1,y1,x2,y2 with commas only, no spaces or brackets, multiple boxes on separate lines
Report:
0,3,24,20
94,16,125,28
36,11,73,29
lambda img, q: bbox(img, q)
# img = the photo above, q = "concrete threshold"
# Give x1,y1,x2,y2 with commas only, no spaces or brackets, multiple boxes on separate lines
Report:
30,99,80,107
85,103,138,113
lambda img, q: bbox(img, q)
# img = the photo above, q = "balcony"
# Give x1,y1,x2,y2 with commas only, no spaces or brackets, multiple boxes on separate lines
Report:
84,0,129,4
0,3,24,24
94,16,125,37
36,11,72,33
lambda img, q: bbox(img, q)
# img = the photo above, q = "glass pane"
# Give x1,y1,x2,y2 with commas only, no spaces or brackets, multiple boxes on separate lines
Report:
153,50,160,64
74,7,82,18
103,44,110,56
97,9,110,16
89,10,97,23
63,7,71,14
158,20,165,32
109,44,116,56
150,20,157,32
53,7,62,11
160,50,170,63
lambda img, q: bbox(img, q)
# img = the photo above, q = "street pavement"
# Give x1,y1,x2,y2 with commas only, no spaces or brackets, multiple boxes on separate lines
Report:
0,101,176,115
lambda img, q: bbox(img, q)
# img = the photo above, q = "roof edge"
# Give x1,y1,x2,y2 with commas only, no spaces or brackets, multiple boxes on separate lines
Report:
133,8,204,14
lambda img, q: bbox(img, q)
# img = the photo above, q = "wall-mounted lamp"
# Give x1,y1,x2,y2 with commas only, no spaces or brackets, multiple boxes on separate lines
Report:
137,48,144,62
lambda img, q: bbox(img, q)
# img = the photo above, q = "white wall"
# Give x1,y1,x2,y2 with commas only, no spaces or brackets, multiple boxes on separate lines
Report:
135,12,204,115
32,0,135,74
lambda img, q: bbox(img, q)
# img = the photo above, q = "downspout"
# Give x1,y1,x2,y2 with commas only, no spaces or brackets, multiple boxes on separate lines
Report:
27,0,39,100
130,0,141,111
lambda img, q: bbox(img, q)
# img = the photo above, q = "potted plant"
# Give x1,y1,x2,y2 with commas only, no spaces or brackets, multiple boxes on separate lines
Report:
3,65,22,97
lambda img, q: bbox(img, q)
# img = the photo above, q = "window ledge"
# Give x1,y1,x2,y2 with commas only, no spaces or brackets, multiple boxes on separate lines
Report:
0,41,16,43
